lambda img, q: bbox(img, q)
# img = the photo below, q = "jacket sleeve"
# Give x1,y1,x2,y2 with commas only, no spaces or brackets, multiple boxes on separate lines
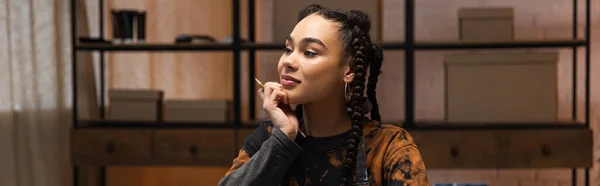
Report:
382,130,430,186
218,122,303,186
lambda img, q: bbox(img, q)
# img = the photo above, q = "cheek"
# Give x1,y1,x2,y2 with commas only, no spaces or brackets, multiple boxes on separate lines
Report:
303,59,343,86
304,66,335,87
292,60,343,101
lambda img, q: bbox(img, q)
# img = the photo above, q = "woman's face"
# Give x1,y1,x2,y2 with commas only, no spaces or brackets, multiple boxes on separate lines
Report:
278,14,351,104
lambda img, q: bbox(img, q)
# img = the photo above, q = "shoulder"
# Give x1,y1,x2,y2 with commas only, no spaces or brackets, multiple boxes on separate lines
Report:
241,120,275,156
363,120,418,147
362,121,421,160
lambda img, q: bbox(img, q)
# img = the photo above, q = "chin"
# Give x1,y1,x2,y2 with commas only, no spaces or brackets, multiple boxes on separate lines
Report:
283,88,304,105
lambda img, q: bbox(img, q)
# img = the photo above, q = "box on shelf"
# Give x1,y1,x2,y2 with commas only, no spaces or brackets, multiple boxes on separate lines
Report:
444,52,558,123
458,7,514,42
108,89,164,122
164,99,232,123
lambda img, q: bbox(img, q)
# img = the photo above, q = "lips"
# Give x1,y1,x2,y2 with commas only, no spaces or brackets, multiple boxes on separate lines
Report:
280,74,301,86
281,74,301,83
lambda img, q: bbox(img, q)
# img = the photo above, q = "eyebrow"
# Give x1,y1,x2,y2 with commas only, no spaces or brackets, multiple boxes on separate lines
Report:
287,36,328,49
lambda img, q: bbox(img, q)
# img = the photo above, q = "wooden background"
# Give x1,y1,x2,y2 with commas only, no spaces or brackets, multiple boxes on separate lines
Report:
76,0,600,185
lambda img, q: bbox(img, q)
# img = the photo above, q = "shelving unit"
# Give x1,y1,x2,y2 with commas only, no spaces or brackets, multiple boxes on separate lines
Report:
75,39,586,51
70,0,594,186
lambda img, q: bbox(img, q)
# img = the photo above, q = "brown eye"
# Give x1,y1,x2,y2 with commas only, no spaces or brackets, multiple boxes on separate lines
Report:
283,48,293,54
304,51,316,57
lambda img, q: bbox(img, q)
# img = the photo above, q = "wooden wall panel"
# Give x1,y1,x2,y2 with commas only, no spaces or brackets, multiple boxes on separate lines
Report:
102,0,239,186
103,0,233,100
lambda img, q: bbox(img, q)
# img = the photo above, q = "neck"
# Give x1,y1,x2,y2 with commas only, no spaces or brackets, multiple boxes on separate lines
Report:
301,95,351,137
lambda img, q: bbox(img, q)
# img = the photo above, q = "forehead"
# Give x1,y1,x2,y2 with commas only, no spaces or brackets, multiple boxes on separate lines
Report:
289,14,340,44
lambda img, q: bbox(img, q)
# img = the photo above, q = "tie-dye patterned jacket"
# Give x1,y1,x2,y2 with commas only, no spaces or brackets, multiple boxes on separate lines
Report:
219,120,430,186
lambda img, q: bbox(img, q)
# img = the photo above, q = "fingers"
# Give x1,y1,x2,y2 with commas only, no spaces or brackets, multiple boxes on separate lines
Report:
264,82,282,89
269,89,288,105
262,82,280,100
275,90,289,105
269,89,280,105
264,82,282,93
261,82,287,109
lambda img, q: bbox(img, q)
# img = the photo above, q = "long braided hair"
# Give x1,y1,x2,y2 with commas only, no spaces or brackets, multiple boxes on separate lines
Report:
295,4,384,186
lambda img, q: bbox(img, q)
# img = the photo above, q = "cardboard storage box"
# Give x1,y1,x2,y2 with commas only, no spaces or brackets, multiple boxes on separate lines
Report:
458,7,514,42
164,99,232,123
108,89,163,122
444,52,558,123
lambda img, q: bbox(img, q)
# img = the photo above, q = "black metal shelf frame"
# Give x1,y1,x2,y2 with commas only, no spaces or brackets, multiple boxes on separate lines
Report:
70,0,592,186
75,40,585,51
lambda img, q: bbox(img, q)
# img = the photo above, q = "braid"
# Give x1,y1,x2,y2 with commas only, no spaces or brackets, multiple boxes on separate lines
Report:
339,26,369,186
367,44,383,122
296,4,382,186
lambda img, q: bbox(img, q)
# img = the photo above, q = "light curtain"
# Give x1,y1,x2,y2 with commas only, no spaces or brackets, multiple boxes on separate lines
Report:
0,0,74,186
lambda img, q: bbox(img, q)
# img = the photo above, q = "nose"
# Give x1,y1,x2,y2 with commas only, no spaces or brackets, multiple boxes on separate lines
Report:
280,53,299,72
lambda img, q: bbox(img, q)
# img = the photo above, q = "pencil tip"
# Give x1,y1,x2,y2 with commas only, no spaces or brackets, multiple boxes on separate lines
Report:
254,77,264,87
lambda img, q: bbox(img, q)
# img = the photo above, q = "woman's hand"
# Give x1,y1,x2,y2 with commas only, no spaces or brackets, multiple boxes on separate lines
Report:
258,82,299,140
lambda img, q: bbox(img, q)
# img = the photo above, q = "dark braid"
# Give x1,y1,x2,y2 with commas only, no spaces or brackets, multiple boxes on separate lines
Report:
297,4,384,186
340,25,368,186
367,44,384,122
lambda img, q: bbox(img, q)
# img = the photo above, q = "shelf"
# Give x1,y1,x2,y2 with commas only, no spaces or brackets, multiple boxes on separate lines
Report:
76,120,262,129
75,42,287,51
75,39,584,52
413,39,586,50
76,42,234,51
241,42,408,50
241,42,407,50
241,40,583,51
242,42,284,50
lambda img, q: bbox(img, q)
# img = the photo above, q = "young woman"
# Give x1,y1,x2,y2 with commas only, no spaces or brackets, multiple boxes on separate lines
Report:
219,4,430,186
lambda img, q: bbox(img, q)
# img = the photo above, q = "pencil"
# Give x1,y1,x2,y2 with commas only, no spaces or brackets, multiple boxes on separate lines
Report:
254,77,264,88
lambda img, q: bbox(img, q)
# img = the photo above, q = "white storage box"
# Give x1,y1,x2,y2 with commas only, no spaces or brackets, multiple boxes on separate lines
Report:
108,89,163,122
458,7,514,42
164,99,232,123
444,52,558,123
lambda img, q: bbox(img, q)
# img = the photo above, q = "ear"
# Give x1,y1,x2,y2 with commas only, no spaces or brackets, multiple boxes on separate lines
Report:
343,64,355,84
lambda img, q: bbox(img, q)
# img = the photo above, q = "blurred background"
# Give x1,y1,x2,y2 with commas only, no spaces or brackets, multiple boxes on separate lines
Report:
0,0,599,186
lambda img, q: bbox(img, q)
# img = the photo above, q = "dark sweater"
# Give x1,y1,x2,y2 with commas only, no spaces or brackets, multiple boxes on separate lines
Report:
218,120,430,186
